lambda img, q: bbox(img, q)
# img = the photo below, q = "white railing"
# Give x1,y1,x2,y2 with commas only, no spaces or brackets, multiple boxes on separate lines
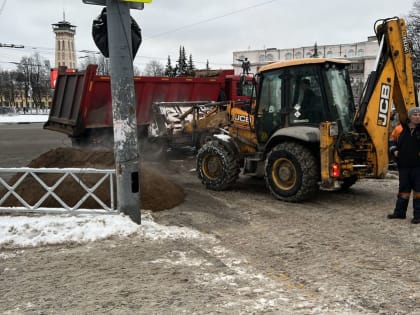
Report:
0,167,117,215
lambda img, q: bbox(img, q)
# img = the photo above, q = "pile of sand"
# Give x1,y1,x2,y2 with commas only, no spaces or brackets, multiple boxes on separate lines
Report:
2,147,185,211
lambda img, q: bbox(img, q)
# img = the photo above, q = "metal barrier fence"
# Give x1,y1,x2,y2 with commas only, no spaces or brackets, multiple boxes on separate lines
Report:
0,167,117,215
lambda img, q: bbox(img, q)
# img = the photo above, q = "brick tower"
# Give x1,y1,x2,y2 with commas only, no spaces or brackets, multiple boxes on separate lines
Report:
52,13,77,69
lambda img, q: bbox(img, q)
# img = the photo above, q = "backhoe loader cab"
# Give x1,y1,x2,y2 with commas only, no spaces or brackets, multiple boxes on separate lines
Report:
254,59,356,144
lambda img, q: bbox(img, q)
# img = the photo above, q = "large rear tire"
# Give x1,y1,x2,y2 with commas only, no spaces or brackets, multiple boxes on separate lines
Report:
197,132,213,149
196,140,240,191
265,142,319,202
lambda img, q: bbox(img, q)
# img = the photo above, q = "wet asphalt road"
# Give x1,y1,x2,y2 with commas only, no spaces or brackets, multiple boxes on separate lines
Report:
0,122,71,168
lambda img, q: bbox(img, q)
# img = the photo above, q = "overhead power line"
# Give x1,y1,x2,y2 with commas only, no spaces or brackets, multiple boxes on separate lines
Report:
146,0,280,39
1,1,280,70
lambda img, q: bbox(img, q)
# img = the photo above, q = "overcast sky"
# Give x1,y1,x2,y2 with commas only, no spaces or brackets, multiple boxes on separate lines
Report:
0,0,415,72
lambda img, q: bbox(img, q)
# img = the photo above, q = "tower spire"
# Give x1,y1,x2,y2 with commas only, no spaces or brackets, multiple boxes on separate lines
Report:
52,16,76,69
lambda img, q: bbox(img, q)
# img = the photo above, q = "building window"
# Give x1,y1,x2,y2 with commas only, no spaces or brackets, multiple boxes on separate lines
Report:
357,49,364,56
347,49,355,57
285,52,292,60
266,53,274,61
326,50,333,58
295,52,302,59
306,52,312,58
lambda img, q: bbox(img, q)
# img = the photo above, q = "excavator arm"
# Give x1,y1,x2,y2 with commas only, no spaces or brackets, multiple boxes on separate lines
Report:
353,17,418,176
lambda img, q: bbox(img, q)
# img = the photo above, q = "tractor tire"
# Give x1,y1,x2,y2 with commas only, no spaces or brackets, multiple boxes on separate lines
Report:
197,140,240,191
197,132,213,149
265,142,319,202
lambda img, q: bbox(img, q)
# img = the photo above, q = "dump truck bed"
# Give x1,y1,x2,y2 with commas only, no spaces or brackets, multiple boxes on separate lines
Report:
44,64,233,137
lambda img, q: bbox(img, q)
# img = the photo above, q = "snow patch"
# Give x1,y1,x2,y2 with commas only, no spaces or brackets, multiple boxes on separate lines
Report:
0,211,211,249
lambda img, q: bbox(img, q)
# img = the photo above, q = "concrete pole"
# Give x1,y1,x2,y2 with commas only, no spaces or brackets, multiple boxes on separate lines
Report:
106,0,141,224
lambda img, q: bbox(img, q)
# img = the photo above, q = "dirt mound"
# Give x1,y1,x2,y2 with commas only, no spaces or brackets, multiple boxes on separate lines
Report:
3,147,185,211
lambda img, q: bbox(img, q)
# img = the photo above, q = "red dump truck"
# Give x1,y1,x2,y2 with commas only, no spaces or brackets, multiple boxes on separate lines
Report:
44,64,252,151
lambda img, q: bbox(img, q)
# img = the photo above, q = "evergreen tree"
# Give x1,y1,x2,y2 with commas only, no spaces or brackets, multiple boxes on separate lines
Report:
187,54,194,70
176,46,188,76
166,46,196,77
187,54,195,76
164,55,174,77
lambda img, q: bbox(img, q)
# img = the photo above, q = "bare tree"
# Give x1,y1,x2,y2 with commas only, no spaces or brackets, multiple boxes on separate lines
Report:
406,0,420,82
143,60,164,76
78,53,140,75
16,53,50,110
0,70,19,108
78,54,110,75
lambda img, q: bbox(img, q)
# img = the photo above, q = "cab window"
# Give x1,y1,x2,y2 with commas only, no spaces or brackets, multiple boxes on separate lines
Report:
289,67,325,125
256,71,283,142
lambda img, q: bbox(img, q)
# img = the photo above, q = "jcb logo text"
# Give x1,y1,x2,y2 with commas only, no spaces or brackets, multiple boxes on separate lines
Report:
234,114,252,124
377,84,390,127
402,35,410,54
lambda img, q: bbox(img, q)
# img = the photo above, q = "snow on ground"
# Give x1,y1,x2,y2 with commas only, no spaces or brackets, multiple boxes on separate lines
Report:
0,114,49,124
0,212,312,314
0,211,209,249
0,114,206,249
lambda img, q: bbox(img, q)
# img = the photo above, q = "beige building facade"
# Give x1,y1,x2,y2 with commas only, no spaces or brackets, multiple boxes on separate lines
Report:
233,36,380,101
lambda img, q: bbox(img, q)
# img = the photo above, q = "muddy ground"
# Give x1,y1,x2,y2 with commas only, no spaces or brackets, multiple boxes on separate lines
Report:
0,124,419,314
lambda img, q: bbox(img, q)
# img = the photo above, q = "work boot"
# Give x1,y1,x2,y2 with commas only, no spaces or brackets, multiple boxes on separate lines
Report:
387,213,406,219
411,217,420,224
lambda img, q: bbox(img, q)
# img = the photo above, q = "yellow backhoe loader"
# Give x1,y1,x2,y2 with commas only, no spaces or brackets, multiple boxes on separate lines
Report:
196,17,417,201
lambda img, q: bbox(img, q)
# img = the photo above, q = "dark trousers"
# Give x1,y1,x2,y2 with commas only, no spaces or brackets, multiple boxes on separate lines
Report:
395,167,420,218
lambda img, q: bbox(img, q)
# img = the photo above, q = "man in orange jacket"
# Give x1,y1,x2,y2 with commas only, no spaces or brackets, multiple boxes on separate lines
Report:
388,107,420,224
